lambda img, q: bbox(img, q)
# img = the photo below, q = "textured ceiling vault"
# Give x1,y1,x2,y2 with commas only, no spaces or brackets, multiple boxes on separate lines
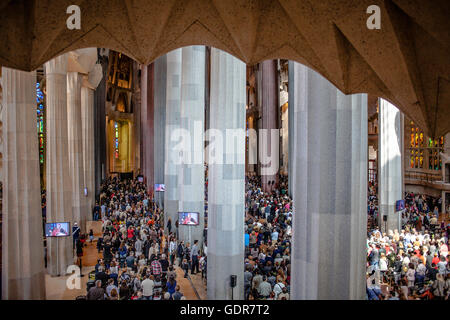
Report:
0,0,449,137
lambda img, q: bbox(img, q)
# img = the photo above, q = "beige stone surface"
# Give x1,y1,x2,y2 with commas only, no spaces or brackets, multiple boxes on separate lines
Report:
45,54,75,277
0,0,448,136
1,67,46,299
85,221,102,237
67,71,88,232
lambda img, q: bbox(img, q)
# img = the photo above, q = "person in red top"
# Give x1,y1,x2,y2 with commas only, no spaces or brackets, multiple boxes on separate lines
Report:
431,253,440,267
127,227,134,240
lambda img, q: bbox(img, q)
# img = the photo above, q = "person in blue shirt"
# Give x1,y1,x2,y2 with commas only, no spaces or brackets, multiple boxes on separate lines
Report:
271,229,279,242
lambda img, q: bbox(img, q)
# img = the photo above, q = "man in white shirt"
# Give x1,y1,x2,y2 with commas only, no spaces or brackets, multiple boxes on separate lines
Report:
258,276,272,299
273,281,285,299
141,275,155,300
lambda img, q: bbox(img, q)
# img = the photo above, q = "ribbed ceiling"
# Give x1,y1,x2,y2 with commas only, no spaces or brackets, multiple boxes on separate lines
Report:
0,0,448,136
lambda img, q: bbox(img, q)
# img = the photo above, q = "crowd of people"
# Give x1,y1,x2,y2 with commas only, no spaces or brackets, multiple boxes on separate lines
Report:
81,171,449,301
86,176,206,300
366,189,450,300
85,173,293,300
243,173,292,300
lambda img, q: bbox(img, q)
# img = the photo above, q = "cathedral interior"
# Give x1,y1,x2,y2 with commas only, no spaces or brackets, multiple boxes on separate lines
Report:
0,0,449,301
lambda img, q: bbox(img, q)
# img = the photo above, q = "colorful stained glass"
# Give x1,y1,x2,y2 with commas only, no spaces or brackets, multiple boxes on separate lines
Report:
36,82,45,169
410,150,414,168
114,122,119,159
36,83,44,103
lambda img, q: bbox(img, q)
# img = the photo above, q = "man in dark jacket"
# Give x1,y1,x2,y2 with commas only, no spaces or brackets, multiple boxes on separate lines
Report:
87,280,105,300
95,266,108,288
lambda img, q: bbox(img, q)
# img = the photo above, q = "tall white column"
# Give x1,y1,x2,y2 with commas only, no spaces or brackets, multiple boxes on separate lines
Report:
379,98,403,232
164,49,182,233
207,48,246,300
67,71,87,232
290,62,367,300
154,55,167,208
288,61,295,197
45,54,74,276
260,60,279,192
1,67,46,299
81,80,95,213
178,46,205,246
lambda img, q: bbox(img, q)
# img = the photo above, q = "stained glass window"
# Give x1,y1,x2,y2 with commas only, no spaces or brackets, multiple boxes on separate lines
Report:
36,82,45,165
114,122,119,159
409,121,444,171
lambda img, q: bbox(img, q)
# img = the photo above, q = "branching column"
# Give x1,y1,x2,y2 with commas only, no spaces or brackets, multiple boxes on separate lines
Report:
45,54,74,276
290,62,367,300
207,48,246,300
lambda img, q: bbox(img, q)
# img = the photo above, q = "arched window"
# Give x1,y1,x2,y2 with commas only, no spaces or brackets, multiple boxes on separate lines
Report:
408,121,444,170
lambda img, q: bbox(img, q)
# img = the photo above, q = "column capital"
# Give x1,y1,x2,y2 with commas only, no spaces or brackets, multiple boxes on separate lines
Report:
45,53,68,75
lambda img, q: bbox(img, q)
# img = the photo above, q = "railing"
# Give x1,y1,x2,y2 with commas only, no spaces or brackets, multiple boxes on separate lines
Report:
405,170,443,183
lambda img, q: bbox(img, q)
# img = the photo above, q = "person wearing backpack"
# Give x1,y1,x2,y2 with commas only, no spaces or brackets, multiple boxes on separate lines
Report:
273,280,285,299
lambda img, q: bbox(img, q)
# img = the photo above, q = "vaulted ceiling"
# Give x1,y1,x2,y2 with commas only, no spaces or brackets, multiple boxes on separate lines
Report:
0,0,449,137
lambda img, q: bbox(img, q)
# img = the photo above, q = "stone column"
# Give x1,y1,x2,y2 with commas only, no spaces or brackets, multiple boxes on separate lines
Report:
45,54,74,276
1,67,46,299
141,63,154,191
154,56,167,208
81,80,95,213
288,61,295,197
443,133,450,212
260,60,279,193
290,62,367,300
67,71,87,231
379,98,403,232
94,49,108,198
164,49,182,232
207,48,246,300
178,46,205,246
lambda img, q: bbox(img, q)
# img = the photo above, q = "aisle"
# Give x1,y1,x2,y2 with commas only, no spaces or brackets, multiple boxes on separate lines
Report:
45,221,205,300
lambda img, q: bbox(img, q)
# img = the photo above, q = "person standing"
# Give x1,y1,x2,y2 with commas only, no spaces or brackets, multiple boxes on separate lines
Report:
166,274,177,299
72,222,80,250
76,238,84,272
169,237,177,266
89,229,94,243
87,280,105,300
93,202,101,221
167,218,172,234
141,275,155,300
191,240,200,275
172,285,183,300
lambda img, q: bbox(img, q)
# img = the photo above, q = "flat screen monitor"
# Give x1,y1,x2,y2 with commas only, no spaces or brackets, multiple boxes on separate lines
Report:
395,200,405,212
179,212,199,226
154,184,166,192
45,222,70,237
